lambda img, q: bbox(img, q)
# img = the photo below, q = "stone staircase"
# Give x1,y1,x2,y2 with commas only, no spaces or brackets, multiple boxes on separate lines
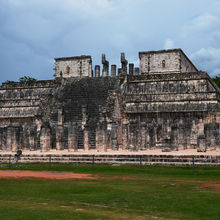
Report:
0,154,219,166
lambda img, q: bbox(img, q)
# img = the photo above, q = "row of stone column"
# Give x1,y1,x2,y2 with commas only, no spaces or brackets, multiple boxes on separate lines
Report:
0,121,174,152
0,124,38,152
39,118,220,152
53,120,125,152
94,53,140,77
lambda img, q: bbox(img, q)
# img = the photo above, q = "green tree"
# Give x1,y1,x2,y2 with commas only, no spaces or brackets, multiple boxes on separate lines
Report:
212,74,220,88
19,76,37,83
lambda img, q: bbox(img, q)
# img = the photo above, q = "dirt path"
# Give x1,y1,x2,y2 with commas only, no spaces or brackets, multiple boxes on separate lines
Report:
0,170,96,180
176,180,220,191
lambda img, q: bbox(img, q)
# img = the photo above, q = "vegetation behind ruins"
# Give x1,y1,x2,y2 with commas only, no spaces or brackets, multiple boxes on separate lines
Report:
0,164,219,220
213,75,220,88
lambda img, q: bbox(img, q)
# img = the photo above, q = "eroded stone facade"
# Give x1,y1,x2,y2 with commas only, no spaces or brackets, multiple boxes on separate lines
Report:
0,49,219,152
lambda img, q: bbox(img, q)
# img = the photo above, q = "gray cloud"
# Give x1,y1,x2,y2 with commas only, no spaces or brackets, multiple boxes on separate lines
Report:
164,38,175,49
0,0,219,83
180,1,220,76
190,48,220,76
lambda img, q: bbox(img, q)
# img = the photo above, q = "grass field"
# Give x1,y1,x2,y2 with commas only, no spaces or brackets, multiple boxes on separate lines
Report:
0,163,219,220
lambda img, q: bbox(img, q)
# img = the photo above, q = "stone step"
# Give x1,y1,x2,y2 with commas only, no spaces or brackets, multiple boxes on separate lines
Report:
0,154,219,166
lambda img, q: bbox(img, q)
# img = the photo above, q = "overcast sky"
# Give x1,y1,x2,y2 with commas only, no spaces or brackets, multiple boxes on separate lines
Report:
0,0,220,83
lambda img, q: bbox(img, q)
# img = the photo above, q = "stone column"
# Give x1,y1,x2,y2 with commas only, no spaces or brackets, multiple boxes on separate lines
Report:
57,108,63,126
83,128,90,151
134,67,139,75
29,125,37,151
102,54,109,77
81,105,88,130
140,124,146,150
197,135,206,152
102,127,107,152
6,126,12,151
129,132,135,150
197,118,206,152
0,131,2,151
88,60,92,77
146,129,150,149
121,52,128,74
11,127,18,152
122,119,128,150
118,68,122,76
111,65,117,77
1,129,6,151
95,126,99,150
95,65,100,77
106,119,112,150
129,63,134,75
29,135,35,151
68,122,78,152
22,126,28,150
56,126,64,150
40,127,51,152
111,123,118,151
56,107,64,151
96,123,107,152
190,120,197,149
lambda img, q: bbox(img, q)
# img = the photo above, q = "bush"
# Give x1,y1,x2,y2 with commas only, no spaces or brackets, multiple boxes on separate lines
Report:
19,76,37,83
212,74,220,88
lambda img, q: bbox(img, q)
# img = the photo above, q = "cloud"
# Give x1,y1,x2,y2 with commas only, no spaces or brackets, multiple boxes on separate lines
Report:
180,1,220,76
0,0,219,83
164,38,175,49
190,47,220,76
183,13,220,34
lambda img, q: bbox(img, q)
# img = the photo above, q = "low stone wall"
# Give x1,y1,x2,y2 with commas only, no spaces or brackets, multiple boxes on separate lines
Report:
0,154,220,166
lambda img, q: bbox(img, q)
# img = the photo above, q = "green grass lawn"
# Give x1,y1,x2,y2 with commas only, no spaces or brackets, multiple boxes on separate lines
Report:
0,163,219,220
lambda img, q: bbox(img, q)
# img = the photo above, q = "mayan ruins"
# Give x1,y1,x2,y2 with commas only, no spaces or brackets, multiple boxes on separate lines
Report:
0,48,219,153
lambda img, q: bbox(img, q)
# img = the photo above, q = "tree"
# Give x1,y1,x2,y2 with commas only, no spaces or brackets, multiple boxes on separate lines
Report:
19,76,37,83
212,75,220,89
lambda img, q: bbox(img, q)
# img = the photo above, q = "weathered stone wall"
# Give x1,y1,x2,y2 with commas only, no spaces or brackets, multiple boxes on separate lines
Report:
55,56,92,78
0,81,56,151
139,49,197,74
125,72,220,113
123,72,220,151
15,77,120,152
180,52,197,73
124,112,220,152
0,49,219,153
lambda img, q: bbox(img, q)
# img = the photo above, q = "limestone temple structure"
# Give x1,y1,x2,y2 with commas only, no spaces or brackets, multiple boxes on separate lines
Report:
0,49,219,152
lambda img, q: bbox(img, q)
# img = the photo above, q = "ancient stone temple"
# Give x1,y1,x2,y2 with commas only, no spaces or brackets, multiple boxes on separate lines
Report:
0,49,219,152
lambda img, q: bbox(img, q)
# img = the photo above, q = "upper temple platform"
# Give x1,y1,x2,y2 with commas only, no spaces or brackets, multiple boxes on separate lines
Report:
54,48,199,79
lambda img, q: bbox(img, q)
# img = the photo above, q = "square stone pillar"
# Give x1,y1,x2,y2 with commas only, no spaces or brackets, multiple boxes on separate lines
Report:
111,65,117,77
111,123,118,151
29,135,36,151
6,126,12,151
83,128,90,151
40,127,51,152
56,126,64,150
197,135,206,152
22,127,29,151
11,127,18,152
140,125,146,150
129,132,135,150
122,119,128,150
29,125,37,151
96,123,107,152
0,132,2,151
134,67,139,75
102,54,109,77
129,63,134,75
68,122,78,152
95,65,100,77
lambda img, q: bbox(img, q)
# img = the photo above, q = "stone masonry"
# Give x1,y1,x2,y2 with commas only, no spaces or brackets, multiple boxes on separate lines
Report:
0,49,219,152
